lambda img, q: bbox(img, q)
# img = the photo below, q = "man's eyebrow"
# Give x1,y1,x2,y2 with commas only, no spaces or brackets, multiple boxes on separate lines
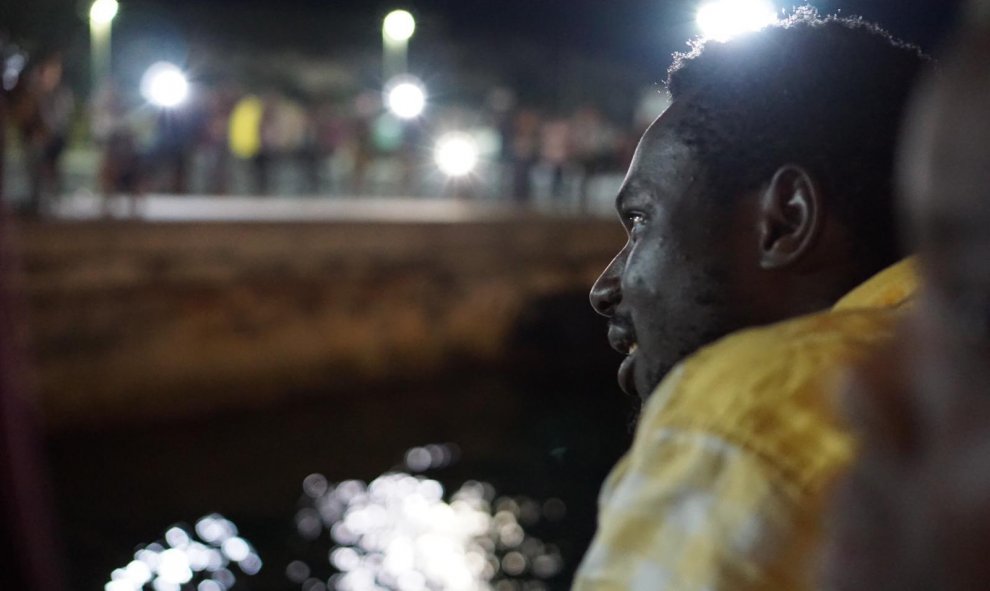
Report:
616,180,653,208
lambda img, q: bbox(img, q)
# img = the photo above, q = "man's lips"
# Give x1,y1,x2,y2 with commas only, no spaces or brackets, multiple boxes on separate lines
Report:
607,324,638,355
608,323,638,396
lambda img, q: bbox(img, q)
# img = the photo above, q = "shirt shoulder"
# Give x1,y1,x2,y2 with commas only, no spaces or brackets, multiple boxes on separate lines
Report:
638,307,903,495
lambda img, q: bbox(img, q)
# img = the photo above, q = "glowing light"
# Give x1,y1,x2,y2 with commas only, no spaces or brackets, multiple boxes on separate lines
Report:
383,10,416,43
303,473,330,498
90,0,119,25
221,537,251,562
434,133,479,177
157,549,193,585
385,77,427,120
106,515,256,590
195,514,235,545
185,543,215,571
696,0,777,42
405,446,432,471
296,508,323,540
124,560,153,586
165,526,190,549
289,447,566,591
331,547,361,571
501,551,527,576
286,560,311,583
140,62,189,108
238,553,263,576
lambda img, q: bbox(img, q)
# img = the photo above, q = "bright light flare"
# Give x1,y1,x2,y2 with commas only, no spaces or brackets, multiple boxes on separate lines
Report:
434,133,479,178
385,77,426,119
696,0,777,42
140,62,189,108
383,10,416,43
90,0,119,25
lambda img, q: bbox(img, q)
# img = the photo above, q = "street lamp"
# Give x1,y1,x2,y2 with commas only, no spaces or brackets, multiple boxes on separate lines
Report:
696,0,777,42
89,0,119,94
384,75,426,119
382,9,416,80
140,62,189,108
435,132,479,178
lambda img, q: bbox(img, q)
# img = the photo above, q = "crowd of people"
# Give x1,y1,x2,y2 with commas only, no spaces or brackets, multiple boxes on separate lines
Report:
3,51,657,215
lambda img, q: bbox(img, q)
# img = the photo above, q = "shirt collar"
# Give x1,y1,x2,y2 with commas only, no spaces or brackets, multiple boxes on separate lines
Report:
832,257,919,312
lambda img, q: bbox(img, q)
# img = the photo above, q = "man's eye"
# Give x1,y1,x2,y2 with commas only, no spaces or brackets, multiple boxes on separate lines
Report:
626,212,646,228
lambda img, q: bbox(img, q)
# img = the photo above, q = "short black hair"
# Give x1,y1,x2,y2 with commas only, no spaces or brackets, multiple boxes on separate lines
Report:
666,7,929,259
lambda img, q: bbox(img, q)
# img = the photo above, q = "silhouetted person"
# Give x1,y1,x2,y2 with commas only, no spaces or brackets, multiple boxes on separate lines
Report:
201,85,237,195
510,109,540,204
13,52,73,216
92,79,143,216
151,101,201,195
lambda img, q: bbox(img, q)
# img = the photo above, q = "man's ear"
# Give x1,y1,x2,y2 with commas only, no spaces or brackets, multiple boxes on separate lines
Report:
757,165,823,270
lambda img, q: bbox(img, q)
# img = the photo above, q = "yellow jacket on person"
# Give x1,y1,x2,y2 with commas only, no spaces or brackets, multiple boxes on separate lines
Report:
573,259,919,591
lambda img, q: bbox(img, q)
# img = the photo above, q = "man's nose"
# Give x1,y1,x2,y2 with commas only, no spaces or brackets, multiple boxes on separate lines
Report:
590,254,623,317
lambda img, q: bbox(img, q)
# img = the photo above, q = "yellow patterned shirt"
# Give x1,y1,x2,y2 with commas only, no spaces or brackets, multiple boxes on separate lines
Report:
573,259,919,591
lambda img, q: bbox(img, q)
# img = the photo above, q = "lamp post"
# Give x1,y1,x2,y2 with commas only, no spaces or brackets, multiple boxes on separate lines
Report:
382,9,415,80
89,0,119,94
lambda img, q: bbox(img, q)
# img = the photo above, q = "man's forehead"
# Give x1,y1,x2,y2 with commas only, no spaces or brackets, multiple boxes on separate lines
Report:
640,100,691,151
629,101,700,182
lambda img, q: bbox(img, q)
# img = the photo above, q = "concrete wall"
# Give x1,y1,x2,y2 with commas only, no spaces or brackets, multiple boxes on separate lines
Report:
17,217,625,430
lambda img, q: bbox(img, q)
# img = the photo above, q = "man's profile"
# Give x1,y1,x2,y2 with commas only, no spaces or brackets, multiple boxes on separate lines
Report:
577,9,928,590
590,8,924,404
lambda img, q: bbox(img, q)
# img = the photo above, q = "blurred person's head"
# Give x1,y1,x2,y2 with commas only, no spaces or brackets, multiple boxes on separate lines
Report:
822,10,990,591
590,8,929,401
899,12,990,344
38,52,63,91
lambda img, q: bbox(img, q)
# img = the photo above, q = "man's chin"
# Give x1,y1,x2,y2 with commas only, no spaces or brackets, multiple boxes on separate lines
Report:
635,360,677,403
617,354,638,398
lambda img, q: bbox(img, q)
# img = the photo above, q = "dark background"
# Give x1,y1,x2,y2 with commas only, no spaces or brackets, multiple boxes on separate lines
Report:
0,1,969,589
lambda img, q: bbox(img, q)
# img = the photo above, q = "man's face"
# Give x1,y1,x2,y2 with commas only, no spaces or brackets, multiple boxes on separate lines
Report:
590,103,755,400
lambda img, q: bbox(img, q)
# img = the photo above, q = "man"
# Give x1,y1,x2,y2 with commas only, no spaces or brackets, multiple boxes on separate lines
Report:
823,5,990,589
576,9,928,590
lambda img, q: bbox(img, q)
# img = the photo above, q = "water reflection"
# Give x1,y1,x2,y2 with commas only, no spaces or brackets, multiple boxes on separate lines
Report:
105,514,260,591
104,445,568,591
290,444,564,591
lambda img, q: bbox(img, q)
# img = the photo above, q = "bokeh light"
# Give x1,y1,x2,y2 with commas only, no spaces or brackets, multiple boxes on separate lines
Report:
89,0,119,25
696,0,777,42
383,10,417,43
104,514,260,591
288,445,564,591
434,133,480,177
385,77,427,119
140,62,190,108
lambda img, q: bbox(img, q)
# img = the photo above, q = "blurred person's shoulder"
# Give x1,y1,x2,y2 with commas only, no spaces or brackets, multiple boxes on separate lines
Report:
637,258,920,495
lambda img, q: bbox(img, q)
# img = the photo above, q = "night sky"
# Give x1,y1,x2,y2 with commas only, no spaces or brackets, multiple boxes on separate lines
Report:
3,0,966,65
